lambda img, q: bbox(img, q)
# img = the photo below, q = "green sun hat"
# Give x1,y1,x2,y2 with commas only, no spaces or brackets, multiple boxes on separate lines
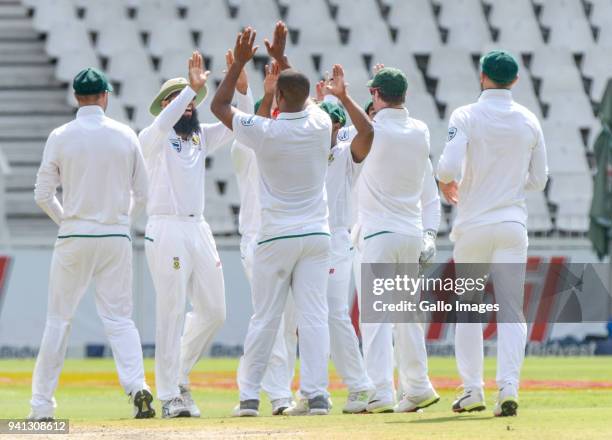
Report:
319,101,347,126
367,67,408,97
149,77,208,116
73,67,113,95
480,50,519,85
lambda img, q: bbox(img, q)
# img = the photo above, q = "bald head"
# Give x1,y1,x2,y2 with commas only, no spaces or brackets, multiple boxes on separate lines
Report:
276,69,310,112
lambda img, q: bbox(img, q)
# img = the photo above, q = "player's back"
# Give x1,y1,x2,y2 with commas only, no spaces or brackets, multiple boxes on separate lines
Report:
445,90,546,237
45,106,140,227
358,107,430,237
254,105,331,238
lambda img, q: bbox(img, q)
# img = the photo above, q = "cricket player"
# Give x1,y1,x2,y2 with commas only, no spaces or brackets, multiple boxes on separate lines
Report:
139,51,251,418
437,50,548,417
358,67,440,413
283,65,376,415
31,68,153,420
211,24,332,416
231,69,298,416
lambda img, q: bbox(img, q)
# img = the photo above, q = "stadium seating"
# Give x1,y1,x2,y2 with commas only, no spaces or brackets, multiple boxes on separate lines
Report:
0,0,604,240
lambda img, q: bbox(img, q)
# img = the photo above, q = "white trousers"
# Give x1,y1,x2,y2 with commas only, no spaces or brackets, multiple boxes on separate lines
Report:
453,222,528,390
359,232,434,403
238,234,330,401
31,236,146,412
145,217,226,401
240,235,297,402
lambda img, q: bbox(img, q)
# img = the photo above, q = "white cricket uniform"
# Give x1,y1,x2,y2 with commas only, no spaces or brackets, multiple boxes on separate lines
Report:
31,105,149,414
139,86,250,401
232,105,332,401
437,89,548,391
231,140,297,402
358,107,435,404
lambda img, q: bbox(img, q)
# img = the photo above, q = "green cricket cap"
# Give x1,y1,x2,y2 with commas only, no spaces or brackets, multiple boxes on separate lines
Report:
364,99,373,113
73,67,113,95
319,101,347,126
480,50,519,85
367,67,408,97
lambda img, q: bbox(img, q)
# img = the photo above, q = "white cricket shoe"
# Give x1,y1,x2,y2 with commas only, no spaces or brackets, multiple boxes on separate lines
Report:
452,387,486,413
282,391,309,416
343,389,375,414
394,389,440,413
130,389,156,419
27,408,54,421
232,399,260,417
271,397,293,415
366,398,395,413
493,384,518,417
161,396,191,418
179,385,200,417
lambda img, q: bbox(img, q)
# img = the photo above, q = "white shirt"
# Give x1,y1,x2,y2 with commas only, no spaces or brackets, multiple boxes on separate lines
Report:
232,105,332,242
327,141,362,231
139,86,251,218
358,107,430,238
421,158,441,232
34,105,148,236
437,89,548,241
231,140,260,237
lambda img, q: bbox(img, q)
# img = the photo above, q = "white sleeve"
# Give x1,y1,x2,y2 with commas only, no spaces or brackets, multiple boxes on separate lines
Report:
139,86,197,161
34,131,64,225
421,159,441,232
437,108,469,183
231,111,270,152
129,132,149,223
525,120,548,191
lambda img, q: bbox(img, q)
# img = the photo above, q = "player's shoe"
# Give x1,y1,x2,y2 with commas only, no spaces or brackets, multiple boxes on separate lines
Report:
131,389,156,419
343,389,375,413
179,385,200,417
366,398,395,413
27,409,54,421
493,384,518,417
308,395,330,415
394,389,440,413
232,399,260,417
271,397,293,415
282,391,309,415
161,396,191,418
452,387,486,413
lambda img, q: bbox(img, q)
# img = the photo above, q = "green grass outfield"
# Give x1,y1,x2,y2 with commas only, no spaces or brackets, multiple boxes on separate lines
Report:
1,356,612,439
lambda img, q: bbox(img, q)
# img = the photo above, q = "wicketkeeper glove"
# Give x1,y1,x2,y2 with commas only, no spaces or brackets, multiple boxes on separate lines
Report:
419,229,437,264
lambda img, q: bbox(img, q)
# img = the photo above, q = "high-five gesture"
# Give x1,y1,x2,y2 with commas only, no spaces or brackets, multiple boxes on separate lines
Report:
188,51,210,93
263,62,280,96
264,21,290,70
326,64,348,100
225,49,249,94
233,27,258,65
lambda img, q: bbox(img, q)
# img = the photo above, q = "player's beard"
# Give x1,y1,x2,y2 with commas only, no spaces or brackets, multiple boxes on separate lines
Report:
174,108,200,138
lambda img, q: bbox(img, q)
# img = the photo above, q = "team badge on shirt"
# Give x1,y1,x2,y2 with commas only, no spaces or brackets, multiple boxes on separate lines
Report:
240,116,255,126
337,130,349,142
173,257,181,270
170,139,182,153
192,134,201,146
448,127,457,142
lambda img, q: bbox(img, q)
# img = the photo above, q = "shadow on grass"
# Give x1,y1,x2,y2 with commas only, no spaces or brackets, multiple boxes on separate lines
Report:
386,415,493,424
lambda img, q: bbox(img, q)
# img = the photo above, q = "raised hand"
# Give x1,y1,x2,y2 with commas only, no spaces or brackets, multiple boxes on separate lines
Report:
226,49,248,94
372,63,385,76
233,27,258,65
264,21,288,63
325,64,348,99
188,51,210,93
263,61,280,96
